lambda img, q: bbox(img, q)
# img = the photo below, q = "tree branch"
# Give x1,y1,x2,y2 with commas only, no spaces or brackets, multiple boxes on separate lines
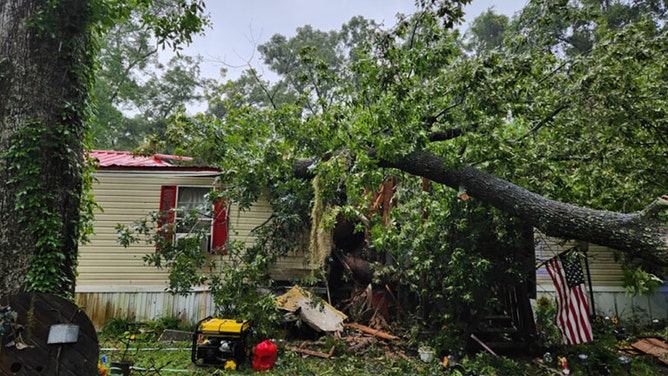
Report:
378,149,668,265
291,147,668,265
514,103,569,142
427,127,466,141
109,46,158,103
248,68,278,110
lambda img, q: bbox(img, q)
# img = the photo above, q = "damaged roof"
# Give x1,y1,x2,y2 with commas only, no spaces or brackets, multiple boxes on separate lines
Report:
89,150,219,171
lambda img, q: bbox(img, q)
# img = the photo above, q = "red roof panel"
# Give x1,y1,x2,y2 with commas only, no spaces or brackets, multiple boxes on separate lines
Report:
88,150,218,171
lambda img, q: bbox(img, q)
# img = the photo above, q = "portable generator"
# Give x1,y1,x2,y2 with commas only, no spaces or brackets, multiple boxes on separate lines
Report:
191,317,250,368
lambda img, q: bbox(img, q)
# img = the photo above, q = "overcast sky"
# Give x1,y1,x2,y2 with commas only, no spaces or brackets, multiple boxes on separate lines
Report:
177,1,528,82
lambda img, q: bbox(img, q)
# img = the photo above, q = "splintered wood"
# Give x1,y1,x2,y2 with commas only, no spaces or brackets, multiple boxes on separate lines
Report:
344,322,399,340
276,285,347,333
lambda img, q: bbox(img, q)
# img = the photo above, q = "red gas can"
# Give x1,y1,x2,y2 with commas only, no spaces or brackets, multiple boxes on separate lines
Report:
252,339,277,371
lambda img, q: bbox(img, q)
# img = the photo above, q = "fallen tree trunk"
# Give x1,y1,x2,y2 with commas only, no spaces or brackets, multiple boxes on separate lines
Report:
379,150,668,266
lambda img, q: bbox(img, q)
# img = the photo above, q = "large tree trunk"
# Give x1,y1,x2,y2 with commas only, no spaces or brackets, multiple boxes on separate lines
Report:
380,150,668,266
0,0,92,298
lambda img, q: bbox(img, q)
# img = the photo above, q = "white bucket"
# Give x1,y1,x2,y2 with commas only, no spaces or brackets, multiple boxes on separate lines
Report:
418,347,435,363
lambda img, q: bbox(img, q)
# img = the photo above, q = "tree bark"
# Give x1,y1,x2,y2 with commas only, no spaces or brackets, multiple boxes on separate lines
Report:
0,0,91,298
379,150,668,266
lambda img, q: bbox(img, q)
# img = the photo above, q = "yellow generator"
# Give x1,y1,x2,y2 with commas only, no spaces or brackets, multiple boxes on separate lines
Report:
191,317,250,368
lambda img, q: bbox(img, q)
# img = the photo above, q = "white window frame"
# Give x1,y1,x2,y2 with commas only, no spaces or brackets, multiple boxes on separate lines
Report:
174,185,214,252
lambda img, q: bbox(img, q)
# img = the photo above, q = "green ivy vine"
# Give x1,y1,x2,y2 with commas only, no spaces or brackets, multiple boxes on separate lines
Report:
3,0,208,297
3,0,100,298
4,105,100,298
6,125,74,296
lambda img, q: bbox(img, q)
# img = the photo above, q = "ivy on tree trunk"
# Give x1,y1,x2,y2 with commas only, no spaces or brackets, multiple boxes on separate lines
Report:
0,0,93,298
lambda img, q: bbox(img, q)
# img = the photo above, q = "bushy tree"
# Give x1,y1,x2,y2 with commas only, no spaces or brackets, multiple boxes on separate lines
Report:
465,8,509,54
159,0,668,331
92,3,210,150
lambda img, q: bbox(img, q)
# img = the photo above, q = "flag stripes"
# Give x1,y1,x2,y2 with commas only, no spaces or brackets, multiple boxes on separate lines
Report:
546,253,593,345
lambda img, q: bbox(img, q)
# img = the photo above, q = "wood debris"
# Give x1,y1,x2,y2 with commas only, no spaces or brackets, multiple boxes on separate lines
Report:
286,343,336,359
276,285,347,333
344,322,398,340
631,337,668,365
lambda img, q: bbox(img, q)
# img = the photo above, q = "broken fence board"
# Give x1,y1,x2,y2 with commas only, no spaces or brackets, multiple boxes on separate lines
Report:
631,338,668,365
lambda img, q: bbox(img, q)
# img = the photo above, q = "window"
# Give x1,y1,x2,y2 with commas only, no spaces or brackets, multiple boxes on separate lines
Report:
159,185,228,254
175,186,213,251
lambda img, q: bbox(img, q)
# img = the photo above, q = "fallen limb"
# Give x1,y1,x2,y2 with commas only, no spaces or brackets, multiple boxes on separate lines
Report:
286,345,336,359
344,322,398,340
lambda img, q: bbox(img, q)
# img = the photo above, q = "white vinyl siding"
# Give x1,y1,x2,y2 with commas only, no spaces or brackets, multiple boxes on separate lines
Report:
535,235,625,291
77,170,314,289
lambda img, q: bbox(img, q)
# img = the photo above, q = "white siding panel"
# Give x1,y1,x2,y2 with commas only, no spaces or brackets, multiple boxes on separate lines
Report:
77,169,316,326
535,235,624,289
644,292,668,319
592,291,618,317
75,289,215,329
536,290,668,322
79,171,223,287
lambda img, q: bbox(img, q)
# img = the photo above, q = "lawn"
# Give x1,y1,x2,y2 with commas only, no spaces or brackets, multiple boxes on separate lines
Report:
99,330,453,375
96,317,668,376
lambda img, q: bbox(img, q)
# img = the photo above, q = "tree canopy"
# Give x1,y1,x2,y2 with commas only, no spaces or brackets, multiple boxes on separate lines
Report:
106,0,668,349
165,0,668,264
3,0,666,343
116,0,667,333
91,2,210,150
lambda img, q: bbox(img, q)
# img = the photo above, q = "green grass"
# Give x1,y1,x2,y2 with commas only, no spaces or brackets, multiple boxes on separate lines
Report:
99,338,428,375
97,319,668,376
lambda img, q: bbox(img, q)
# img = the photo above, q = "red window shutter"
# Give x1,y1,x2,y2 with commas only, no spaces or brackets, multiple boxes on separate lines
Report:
211,195,228,255
157,185,177,252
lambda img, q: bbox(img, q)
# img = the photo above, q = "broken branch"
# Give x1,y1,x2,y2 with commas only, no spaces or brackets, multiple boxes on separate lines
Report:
344,322,399,340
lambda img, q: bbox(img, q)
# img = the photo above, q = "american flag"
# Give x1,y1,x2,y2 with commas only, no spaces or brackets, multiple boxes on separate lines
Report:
545,252,593,345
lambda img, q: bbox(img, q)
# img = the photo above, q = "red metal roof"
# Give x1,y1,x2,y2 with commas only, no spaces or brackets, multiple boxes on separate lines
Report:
89,150,218,171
